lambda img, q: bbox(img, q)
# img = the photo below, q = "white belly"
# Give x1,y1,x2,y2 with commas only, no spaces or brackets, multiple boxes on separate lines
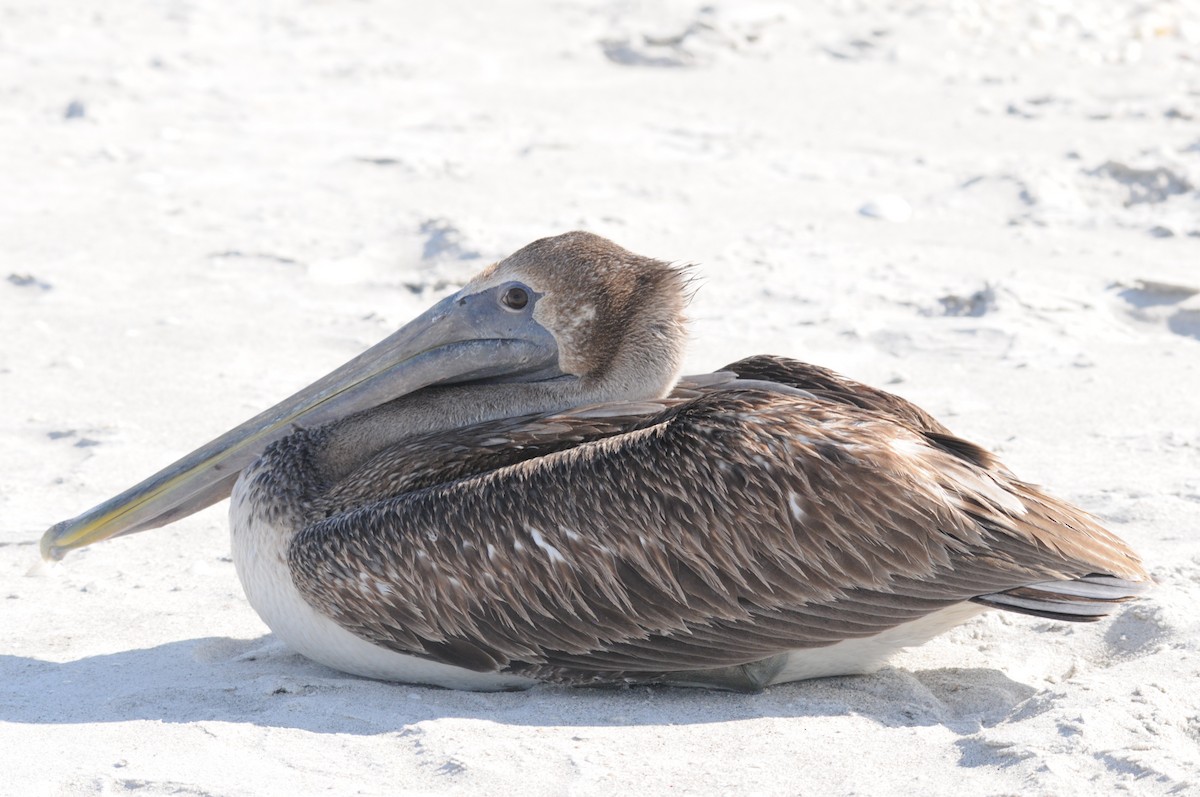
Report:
767,602,989,685
228,480,535,691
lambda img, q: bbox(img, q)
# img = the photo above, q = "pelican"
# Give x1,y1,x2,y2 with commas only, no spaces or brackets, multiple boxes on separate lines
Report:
41,232,1148,691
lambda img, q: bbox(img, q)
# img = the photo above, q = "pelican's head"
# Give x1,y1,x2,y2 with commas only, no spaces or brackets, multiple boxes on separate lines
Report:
40,232,690,560
463,231,689,397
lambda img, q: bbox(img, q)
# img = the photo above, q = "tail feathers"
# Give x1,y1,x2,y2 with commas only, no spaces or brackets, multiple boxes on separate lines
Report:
972,574,1150,622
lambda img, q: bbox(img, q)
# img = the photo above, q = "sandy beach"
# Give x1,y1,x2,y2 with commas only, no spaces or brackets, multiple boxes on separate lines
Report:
3,1,1199,794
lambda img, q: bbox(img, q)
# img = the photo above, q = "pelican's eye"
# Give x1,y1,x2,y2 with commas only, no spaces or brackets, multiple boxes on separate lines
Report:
500,285,530,311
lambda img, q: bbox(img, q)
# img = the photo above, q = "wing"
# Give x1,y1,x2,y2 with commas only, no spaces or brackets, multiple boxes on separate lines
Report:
287,385,1147,685
720,355,953,435
722,354,1009,472
311,372,741,516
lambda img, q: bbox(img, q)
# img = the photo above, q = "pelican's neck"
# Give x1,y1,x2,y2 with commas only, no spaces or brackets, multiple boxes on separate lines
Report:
309,378,612,488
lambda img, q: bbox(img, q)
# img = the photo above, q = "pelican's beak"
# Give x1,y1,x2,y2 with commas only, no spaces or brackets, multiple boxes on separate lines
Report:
40,287,560,561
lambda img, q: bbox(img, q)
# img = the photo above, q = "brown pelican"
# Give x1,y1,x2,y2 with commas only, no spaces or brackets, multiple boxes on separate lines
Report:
41,232,1148,691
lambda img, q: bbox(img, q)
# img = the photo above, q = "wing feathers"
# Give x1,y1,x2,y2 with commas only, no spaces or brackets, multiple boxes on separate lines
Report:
285,362,1148,682
972,573,1149,621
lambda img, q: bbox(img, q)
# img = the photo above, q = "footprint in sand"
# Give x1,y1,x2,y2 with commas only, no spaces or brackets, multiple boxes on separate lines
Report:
1089,161,1193,207
1101,603,1171,661
1112,280,1200,342
599,4,790,68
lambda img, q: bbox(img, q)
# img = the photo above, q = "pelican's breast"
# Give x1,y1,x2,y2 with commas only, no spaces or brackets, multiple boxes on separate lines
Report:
228,467,535,691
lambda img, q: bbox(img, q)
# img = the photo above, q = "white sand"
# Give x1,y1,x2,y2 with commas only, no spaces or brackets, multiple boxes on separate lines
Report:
3,1,1199,794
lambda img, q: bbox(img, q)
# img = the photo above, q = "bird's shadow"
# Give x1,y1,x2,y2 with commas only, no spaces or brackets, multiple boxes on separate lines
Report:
0,635,1036,737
